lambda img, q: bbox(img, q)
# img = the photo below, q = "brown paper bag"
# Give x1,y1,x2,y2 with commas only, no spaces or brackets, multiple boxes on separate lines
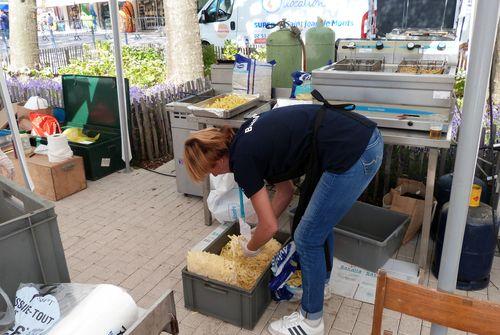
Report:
383,178,429,244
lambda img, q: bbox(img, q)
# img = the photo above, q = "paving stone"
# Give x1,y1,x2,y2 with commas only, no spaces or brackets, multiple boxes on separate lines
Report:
382,315,400,334
332,305,359,333
357,303,374,326
399,315,422,335
352,320,372,335
324,295,344,315
216,322,241,335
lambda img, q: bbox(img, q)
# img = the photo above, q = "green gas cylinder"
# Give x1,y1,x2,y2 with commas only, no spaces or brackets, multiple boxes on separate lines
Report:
266,28,302,88
305,18,335,72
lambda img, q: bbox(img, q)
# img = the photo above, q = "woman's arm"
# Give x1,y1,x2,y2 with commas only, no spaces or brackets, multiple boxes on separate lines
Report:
247,186,279,251
271,180,294,218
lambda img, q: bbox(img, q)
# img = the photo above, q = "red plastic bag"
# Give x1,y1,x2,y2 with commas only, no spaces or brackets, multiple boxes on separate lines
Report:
29,112,61,137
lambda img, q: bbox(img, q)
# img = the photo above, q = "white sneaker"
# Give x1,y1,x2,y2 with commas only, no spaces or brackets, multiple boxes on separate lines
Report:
289,283,332,302
268,311,324,335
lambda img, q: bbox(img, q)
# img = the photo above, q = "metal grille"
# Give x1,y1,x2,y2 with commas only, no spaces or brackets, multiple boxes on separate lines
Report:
397,60,447,74
332,58,384,72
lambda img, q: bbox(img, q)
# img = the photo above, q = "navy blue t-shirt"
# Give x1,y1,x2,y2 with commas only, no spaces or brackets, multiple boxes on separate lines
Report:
229,104,377,198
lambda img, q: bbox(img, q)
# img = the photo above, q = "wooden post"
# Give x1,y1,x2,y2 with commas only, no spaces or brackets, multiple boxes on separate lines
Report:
134,102,147,160
140,99,154,161
129,102,141,160
147,97,160,158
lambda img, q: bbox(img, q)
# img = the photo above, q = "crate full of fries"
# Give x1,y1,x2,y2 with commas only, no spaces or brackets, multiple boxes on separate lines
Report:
182,223,289,330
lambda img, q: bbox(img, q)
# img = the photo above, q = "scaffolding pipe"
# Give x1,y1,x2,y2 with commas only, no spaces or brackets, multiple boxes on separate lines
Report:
0,69,34,190
430,0,499,334
109,0,132,172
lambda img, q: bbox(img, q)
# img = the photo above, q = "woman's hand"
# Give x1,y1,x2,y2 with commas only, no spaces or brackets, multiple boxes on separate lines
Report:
246,186,279,251
240,237,261,257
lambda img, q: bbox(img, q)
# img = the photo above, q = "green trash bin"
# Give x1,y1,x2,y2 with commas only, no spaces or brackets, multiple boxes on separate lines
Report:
40,75,131,181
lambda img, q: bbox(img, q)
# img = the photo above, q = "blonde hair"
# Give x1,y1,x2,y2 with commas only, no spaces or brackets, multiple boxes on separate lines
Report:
184,126,235,182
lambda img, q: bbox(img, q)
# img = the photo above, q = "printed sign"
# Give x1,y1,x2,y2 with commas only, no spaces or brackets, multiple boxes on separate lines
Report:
101,158,111,167
216,23,230,38
329,258,419,304
5,287,60,335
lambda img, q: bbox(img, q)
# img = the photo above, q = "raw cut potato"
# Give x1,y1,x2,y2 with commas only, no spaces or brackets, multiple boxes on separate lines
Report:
187,235,281,290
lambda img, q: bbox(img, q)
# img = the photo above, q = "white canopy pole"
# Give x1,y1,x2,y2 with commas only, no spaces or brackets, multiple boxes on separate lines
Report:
0,69,34,190
430,0,499,334
109,0,132,172
368,0,375,38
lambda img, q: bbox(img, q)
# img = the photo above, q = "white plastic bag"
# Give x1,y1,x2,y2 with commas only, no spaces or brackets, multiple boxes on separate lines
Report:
207,173,256,223
232,54,274,101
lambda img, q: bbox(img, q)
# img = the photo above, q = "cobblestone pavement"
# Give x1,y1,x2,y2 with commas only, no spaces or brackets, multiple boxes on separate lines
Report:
55,162,500,335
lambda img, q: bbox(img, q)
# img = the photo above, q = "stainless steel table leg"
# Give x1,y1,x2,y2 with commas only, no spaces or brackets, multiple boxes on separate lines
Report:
383,145,394,196
197,122,213,226
203,175,212,226
419,148,439,269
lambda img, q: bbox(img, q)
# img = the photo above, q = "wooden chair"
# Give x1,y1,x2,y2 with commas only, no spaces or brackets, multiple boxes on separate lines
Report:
372,270,500,335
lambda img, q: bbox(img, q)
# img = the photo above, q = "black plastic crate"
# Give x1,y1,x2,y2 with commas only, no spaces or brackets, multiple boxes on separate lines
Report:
182,223,288,330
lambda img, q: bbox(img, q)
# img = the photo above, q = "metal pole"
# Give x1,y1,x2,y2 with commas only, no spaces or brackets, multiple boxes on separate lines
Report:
0,69,34,190
430,1,499,334
368,0,375,38
453,0,464,30
441,0,450,30
91,26,96,47
109,0,132,172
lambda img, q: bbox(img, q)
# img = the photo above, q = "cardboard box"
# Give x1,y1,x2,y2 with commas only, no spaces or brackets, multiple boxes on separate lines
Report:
8,152,86,201
383,178,436,244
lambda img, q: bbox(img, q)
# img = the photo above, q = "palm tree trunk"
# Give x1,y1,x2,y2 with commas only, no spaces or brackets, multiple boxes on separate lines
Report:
163,0,204,83
9,0,40,69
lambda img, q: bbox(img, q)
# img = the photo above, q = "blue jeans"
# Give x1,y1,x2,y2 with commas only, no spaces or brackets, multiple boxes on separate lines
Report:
294,128,383,320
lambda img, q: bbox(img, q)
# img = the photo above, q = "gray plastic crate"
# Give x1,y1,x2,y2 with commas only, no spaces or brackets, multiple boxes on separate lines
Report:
0,176,70,301
0,287,13,332
182,223,289,330
288,201,410,273
333,202,410,272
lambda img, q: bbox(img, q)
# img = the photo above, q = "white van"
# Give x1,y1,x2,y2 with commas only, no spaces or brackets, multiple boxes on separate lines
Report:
197,0,372,46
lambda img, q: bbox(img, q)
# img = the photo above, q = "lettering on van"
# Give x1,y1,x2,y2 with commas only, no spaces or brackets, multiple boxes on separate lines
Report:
282,0,326,8
253,19,354,30
262,0,326,12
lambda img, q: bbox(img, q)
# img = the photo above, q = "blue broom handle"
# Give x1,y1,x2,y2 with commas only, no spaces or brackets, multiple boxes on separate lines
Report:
239,187,245,221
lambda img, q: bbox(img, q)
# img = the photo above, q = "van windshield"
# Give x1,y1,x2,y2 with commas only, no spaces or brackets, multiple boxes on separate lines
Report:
204,0,234,22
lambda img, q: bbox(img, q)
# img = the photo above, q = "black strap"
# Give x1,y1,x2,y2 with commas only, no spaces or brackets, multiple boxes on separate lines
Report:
311,89,375,128
292,104,333,272
311,89,355,111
